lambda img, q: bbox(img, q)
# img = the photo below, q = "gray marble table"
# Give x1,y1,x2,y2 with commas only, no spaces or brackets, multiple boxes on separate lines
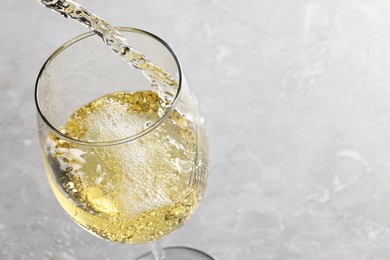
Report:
3,0,390,259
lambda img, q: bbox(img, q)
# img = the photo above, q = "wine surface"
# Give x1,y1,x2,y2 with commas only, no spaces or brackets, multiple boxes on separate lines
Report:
45,91,205,244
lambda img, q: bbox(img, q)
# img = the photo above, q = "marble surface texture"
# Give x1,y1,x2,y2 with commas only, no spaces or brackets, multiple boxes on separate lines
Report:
3,0,390,259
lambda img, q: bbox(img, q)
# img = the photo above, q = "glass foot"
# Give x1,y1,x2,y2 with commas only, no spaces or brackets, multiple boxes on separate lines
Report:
135,246,215,260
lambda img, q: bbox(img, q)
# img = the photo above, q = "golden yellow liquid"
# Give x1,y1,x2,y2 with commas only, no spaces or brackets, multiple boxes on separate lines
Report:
44,91,205,244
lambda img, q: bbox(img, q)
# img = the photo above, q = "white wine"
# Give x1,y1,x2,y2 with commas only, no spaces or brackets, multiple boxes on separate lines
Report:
38,0,208,245
44,91,207,244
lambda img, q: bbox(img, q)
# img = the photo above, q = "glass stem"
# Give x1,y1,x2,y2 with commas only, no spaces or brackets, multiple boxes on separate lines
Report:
151,240,166,260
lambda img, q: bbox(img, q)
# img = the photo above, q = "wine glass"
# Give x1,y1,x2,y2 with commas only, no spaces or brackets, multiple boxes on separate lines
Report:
35,27,212,260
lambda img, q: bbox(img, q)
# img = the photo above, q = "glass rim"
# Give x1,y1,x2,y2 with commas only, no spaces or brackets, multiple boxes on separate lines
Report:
35,26,183,147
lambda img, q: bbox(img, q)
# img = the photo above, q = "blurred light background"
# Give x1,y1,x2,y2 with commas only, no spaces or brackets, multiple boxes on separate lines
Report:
3,0,390,259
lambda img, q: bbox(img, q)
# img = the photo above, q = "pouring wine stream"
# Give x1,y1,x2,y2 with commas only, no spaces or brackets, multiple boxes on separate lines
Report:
37,0,178,109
